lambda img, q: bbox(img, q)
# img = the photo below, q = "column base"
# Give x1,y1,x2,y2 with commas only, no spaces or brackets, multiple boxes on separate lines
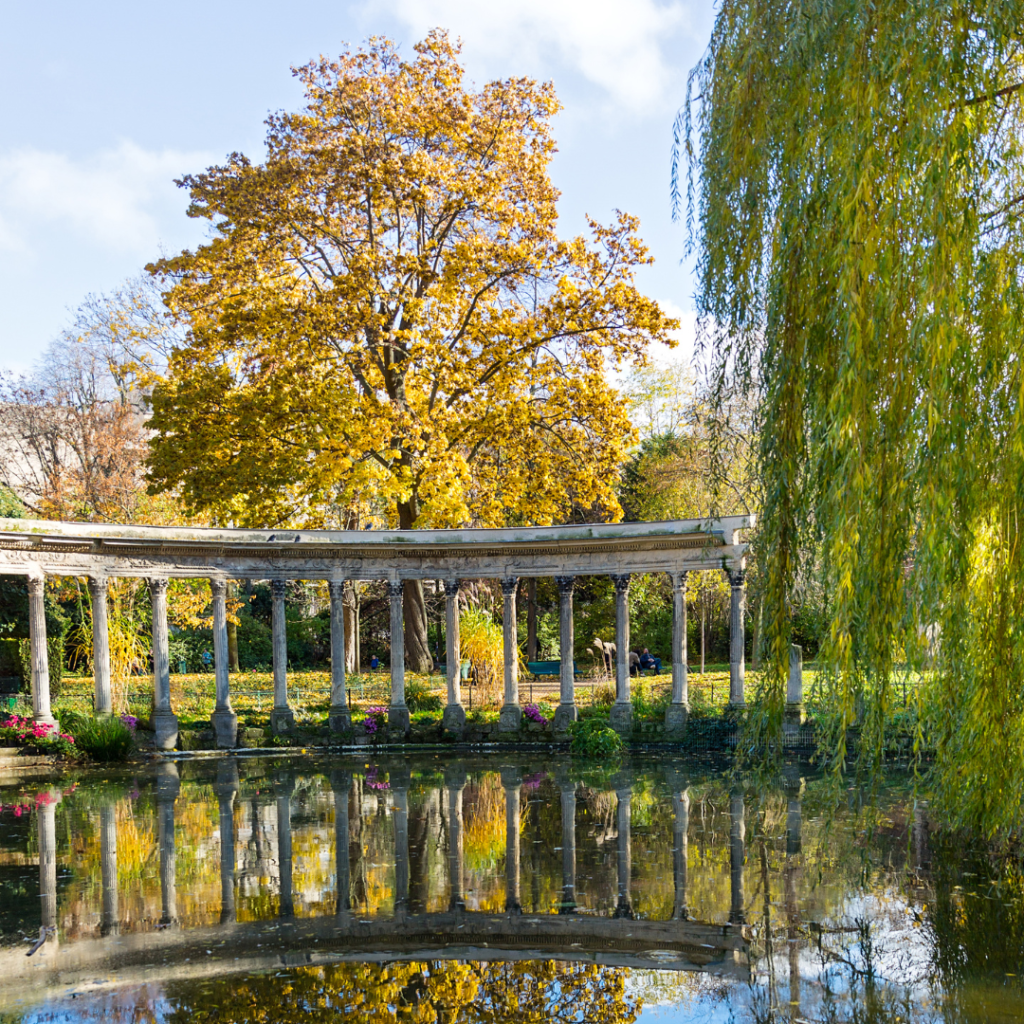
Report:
552,703,578,733
725,702,747,718
442,703,466,735
328,707,352,733
664,702,689,733
784,702,805,724
609,701,633,735
152,710,179,751
270,708,296,735
388,705,411,737
210,708,238,749
498,703,522,732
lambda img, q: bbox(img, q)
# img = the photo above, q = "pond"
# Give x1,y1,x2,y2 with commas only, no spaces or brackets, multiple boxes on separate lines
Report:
0,753,1021,1023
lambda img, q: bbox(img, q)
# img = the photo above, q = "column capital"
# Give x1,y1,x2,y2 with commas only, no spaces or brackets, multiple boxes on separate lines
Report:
554,575,575,595
670,569,690,589
27,575,45,596
149,577,169,596
725,568,746,588
327,579,345,600
500,576,519,596
611,573,631,593
210,578,227,598
443,577,461,596
88,573,109,590
270,579,288,599
386,579,404,599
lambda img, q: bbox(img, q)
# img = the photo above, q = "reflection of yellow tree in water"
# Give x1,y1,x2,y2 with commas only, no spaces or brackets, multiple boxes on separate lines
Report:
164,960,639,1024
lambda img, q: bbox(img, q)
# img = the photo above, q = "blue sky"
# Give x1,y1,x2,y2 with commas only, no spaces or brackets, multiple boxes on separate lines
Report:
0,0,715,373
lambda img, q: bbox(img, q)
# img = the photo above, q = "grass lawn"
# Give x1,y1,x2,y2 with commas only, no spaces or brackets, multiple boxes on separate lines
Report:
43,663,784,731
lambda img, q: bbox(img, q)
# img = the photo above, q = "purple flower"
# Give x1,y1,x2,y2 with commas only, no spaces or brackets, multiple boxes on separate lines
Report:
524,703,547,724
120,714,139,732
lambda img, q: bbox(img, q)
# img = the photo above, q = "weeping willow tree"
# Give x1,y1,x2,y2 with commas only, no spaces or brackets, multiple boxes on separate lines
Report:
684,1,1024,833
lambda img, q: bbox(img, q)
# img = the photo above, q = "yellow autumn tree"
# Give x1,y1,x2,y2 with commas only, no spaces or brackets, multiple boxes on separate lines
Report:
145,31,676,671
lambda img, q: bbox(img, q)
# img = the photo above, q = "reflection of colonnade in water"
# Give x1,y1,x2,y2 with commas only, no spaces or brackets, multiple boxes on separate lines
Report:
140,764,764,933
20,763,849,987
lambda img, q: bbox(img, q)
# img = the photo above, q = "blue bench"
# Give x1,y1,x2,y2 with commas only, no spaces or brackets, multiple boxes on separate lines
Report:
526,660,580,679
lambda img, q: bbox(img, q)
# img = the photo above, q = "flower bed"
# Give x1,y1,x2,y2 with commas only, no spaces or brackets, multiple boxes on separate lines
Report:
0,713,78,759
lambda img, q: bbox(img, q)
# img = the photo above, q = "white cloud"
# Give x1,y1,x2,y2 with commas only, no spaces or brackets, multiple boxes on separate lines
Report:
0,142,210,257
379,0,703,111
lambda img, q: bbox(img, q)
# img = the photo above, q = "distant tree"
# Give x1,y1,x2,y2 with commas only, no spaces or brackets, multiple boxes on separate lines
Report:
146,32,675,672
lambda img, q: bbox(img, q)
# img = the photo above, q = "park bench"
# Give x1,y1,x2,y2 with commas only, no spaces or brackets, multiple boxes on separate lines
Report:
526,660,580,679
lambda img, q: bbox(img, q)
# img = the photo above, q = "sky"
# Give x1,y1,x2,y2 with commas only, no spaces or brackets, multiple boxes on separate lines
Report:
0,0,716,375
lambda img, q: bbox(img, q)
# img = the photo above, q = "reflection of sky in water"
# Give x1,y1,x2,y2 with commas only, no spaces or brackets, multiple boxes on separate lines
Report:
1,755,1022,1023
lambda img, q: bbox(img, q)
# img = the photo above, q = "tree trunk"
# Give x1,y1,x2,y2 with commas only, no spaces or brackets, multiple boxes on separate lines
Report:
344,581,359,674
526,578,538,661
397,498,433,673
701,604,706,675
226,581,240,672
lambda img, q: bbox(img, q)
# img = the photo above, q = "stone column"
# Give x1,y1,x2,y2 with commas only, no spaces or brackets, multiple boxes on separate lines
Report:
392,765,411,915
38,793,59,938
210,579,238,749
27,576,54,727
729,787,746,925
150,579,178,750
784,644,805,735
276,771,295,918
270,580,295,735
445,768,466,911
441,579,465,734
614,780,633,919
672,786,690,920
100,802,119,936
559,772,577,914
726,568,746,708
215,759,239,924
665,571,689,732
501,767,522,913
387,581,410,736
156,762,179,927
89,575,113,717
328,581,351,732
498,577,522,732
331,770,352,915
610,574,633,735
553,576,577,732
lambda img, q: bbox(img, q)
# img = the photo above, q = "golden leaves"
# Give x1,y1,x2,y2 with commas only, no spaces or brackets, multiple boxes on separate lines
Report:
147,32,675,531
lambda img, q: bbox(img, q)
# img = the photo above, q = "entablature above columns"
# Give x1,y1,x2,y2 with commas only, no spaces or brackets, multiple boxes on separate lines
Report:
0,515,753,581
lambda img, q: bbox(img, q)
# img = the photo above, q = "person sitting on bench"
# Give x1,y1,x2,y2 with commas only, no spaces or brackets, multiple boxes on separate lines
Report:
639,648,662,674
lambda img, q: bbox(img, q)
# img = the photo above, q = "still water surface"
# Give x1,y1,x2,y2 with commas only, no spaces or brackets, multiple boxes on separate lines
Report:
0,754,1021,1022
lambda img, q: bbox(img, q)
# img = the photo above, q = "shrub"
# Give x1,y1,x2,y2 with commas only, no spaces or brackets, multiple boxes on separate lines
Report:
568,718,623,758
16,636,64,699
64,713,135,762
406,678,443,713
59,708,135,760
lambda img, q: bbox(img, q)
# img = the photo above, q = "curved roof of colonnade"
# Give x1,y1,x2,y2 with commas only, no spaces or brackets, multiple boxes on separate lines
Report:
0,515,754,580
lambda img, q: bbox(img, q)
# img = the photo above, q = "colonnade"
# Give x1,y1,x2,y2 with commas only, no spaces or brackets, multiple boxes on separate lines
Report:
24,567,749,749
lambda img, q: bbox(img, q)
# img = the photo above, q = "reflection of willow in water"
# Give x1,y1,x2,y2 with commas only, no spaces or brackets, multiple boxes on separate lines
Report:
162,960,639,1024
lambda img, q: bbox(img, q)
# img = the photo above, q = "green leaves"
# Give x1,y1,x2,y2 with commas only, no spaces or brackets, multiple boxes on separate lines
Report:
689,0,1024,832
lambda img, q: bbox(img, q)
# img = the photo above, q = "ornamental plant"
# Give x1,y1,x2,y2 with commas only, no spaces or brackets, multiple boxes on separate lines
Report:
523,704,548,725
363,707,388,738
0,714,78,759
